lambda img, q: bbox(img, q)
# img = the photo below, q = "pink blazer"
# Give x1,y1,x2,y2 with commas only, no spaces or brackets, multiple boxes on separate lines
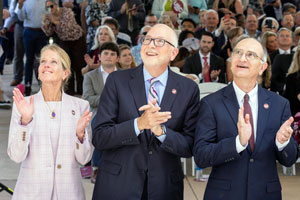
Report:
8,91,94,200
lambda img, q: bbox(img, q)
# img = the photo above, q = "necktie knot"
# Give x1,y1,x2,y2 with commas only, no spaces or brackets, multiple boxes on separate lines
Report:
244,94,249,103
148,78,160,105
203,56,208,62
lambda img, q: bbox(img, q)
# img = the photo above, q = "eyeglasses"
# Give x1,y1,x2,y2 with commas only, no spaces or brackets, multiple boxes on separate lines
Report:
232,49,265,62
46,5,54,9
141,36,175,47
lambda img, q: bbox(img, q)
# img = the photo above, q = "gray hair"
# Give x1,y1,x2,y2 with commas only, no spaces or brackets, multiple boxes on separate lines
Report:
91,25,116,50
276,27,293,38
234,35,268,62
204,9,219,21
261,17,279,30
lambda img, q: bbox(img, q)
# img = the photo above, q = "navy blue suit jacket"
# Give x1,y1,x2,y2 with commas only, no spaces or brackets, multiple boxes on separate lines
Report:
92,65,200,200
193,84,299,200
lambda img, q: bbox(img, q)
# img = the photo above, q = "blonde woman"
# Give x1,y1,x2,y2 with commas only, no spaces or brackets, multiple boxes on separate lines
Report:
82,25,116,75
8,44,93,200
261,31,278,54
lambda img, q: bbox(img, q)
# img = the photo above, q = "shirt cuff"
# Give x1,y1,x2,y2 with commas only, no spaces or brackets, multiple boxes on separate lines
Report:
236,135,247,153
156,134,166,143
198,73,203,81
134,118,143,136
276,138,290,151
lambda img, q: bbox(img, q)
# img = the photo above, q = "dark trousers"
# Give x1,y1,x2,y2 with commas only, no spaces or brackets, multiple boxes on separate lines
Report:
58,36,86,95
13,23,25,82
23,28,48,87
0,31,14,72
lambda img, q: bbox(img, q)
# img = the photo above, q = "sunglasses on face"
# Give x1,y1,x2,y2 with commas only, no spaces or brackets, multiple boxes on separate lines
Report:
46,5,54,9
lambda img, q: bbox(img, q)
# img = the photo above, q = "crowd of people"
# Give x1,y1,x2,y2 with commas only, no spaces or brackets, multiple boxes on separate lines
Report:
1,0,300,199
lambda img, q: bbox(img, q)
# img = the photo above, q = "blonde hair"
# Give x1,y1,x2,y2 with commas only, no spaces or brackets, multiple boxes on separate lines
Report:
261,31,277,50
40,44,71,90
288,46,300,75
117,44,136,69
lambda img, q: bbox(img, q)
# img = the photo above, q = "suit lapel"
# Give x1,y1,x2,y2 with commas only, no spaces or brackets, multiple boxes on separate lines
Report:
160,69,179,112
129,66,147,116
222,84,240,126
253,87,270,156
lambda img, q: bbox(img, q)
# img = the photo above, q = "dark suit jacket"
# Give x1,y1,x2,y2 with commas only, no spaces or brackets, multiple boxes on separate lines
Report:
182,52,226,83
269,49,279,64
92,65,200,200
271,53,294,95
193,84,299,200
285,72,300,116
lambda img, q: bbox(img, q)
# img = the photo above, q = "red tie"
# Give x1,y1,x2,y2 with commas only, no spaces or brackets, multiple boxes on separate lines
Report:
243,94,255,151
203,56,210,82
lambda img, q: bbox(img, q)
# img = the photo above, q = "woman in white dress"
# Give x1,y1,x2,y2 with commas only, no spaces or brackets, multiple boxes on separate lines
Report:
8,44,94,200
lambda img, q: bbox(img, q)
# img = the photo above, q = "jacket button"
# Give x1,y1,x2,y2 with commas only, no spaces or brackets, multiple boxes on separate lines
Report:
57,164,62,169
148,151,152,155
250,158,254,163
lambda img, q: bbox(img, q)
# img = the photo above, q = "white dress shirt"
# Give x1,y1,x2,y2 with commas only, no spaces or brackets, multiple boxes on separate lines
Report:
99,65,117,84
233,81,289,153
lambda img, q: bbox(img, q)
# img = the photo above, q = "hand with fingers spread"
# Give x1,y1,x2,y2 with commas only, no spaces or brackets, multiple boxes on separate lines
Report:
210,69,221,81
12,88,34,125
276,117,294,144
237,107,252,146
76,109,93,142
137,99,171,132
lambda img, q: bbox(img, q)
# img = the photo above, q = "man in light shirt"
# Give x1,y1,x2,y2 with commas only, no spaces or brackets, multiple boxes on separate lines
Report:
193,36,299,200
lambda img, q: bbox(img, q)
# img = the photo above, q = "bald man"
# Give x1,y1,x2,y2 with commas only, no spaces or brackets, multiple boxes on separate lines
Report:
193,37,299,200
92,24,200,200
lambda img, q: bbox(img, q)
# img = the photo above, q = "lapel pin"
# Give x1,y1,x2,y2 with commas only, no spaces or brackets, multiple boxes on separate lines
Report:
72,110,75,115
264,103,269,109
172,89,177,94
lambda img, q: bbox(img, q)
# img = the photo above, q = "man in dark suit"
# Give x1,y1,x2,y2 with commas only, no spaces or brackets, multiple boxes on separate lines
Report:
269,27,293,63
193,37,299,200
264,0,282,22
271,53,294,95
183,31,225,83
92,24,200,200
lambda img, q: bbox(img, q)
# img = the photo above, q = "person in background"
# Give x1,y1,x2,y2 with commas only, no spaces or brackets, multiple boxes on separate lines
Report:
1,0,25,87
8,44,93,199
178,30,195,46
281,13,295,31
188,0,207,25
285,46,300,116
144,13,158,27
85,0,109,50
181,18,197,32
15,0,49,96
261,31,279,54
152,0,188,29
42,0,86,96
244,14,261,39
103,17,132,46
81,25,116,75
197,9,207,30
116,44,136,69
107,0,145,45
183,31,225,83
131,25,151,66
